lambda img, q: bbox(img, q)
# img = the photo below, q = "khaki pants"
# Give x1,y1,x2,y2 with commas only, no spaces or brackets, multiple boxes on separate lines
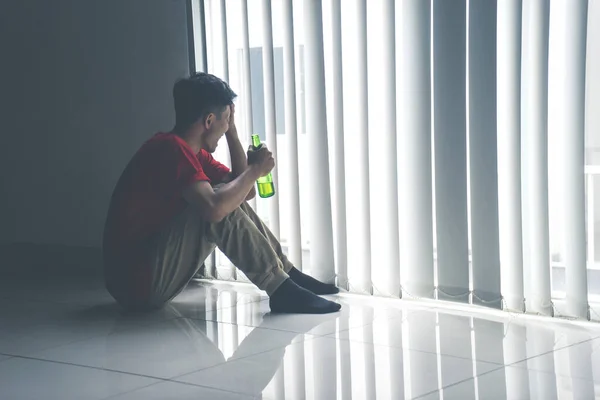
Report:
150,203,293,307
113,202,292,310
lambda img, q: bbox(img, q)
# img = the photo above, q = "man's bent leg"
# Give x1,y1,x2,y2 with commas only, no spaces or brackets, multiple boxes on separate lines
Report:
205,207,288,295
145,207,216,309
238,202,339,295
206,207,341,314
238,202,294,273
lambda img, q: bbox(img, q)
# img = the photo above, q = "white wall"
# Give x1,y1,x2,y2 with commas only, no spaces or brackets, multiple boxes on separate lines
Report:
0,0,191,248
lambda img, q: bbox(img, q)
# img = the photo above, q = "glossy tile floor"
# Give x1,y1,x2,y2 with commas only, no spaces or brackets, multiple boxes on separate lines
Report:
2,275,600,400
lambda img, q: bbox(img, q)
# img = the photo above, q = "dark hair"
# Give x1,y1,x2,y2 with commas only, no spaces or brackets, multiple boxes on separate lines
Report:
173,72,237,131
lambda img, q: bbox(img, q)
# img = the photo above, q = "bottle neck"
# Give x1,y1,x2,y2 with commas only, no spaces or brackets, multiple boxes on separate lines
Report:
251,135,262,149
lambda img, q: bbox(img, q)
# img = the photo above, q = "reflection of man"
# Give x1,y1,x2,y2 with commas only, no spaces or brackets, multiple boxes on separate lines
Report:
99,295,337,399
103,72,341,314
171,314,323,398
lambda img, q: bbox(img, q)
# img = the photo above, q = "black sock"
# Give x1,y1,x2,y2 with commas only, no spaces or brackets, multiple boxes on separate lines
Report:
288,267,339,295
269,279,341,314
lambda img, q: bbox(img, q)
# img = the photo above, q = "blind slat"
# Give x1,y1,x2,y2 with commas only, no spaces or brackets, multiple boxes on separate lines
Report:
304,0,335,283
330,0,348,288
260,0,281,238
497,0,525,312
469,0,502,308
433,0,470,302
240,0,256,210
218,0,229,82
370,0,401,297
399,0,435,298
562,0,589,319
352,0,373,293
521,0,552,315
281,0,303,268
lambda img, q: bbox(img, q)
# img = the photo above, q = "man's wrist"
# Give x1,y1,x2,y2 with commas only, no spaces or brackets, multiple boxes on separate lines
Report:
246,164,261,180
225,126,239,137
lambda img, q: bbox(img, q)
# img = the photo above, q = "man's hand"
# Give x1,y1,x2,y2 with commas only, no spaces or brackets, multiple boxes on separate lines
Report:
226,104,236,135
247,145,275,177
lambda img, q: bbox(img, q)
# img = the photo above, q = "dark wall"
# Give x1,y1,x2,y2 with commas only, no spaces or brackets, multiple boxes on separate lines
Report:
0,0,191,248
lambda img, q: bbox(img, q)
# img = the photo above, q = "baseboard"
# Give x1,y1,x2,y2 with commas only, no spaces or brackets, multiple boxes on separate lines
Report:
0,242,104,277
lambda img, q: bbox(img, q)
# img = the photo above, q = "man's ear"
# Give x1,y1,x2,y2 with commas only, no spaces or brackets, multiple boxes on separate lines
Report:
204,113,215,129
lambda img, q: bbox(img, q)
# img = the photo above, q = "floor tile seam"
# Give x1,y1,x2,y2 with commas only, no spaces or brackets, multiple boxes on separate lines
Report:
100,378,258,400
4,312,324,363
0,352,174,381
495,335,600,379
3,334,313,399
329,335,510,367
417,340,600,400
415,338,595,399
327,325,600,366
0,315,190,359
505,336,597,369
165,375,273,398
411,363,508,400
184,314,348,337
549,334,600,353
168,334,320,385
8,318,595,372
101,380,167,400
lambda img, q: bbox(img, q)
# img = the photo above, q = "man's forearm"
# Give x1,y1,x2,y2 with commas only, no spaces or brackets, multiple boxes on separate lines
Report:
212,166,261,220
226,128,256,199
226,128,248,177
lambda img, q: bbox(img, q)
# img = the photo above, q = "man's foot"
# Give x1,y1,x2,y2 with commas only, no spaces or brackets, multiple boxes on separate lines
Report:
288,267,340,295
269,279,341,314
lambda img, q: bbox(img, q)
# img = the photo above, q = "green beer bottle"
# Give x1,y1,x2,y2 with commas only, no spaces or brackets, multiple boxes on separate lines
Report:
251,134,275,198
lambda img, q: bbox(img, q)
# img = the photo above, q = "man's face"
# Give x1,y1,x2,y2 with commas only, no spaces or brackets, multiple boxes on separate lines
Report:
202,106,231,153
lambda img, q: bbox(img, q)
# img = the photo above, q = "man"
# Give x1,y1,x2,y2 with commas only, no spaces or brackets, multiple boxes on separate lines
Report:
103,72,341,314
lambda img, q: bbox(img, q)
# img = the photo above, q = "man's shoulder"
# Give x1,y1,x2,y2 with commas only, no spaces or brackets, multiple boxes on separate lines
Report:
137,132,188,157
142,132,178,148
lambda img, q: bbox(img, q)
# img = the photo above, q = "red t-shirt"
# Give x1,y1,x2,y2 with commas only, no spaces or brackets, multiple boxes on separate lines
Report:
102,132,229,298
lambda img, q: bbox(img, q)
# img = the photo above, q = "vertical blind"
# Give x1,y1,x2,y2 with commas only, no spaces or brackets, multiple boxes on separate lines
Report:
191,0,595,320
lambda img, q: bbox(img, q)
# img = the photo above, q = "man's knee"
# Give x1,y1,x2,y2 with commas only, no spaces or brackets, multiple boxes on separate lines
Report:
239,201,257,217
212,205,248,226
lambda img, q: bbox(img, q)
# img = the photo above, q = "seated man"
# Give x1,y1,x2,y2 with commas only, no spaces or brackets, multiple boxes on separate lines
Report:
102,72,341,314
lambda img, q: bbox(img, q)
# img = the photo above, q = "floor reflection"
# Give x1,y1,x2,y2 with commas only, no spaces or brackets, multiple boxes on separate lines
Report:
167,287,600,399
2,276,600,399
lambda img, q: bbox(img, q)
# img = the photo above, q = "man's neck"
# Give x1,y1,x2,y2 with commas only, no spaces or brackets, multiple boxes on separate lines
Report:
173,128,202,154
